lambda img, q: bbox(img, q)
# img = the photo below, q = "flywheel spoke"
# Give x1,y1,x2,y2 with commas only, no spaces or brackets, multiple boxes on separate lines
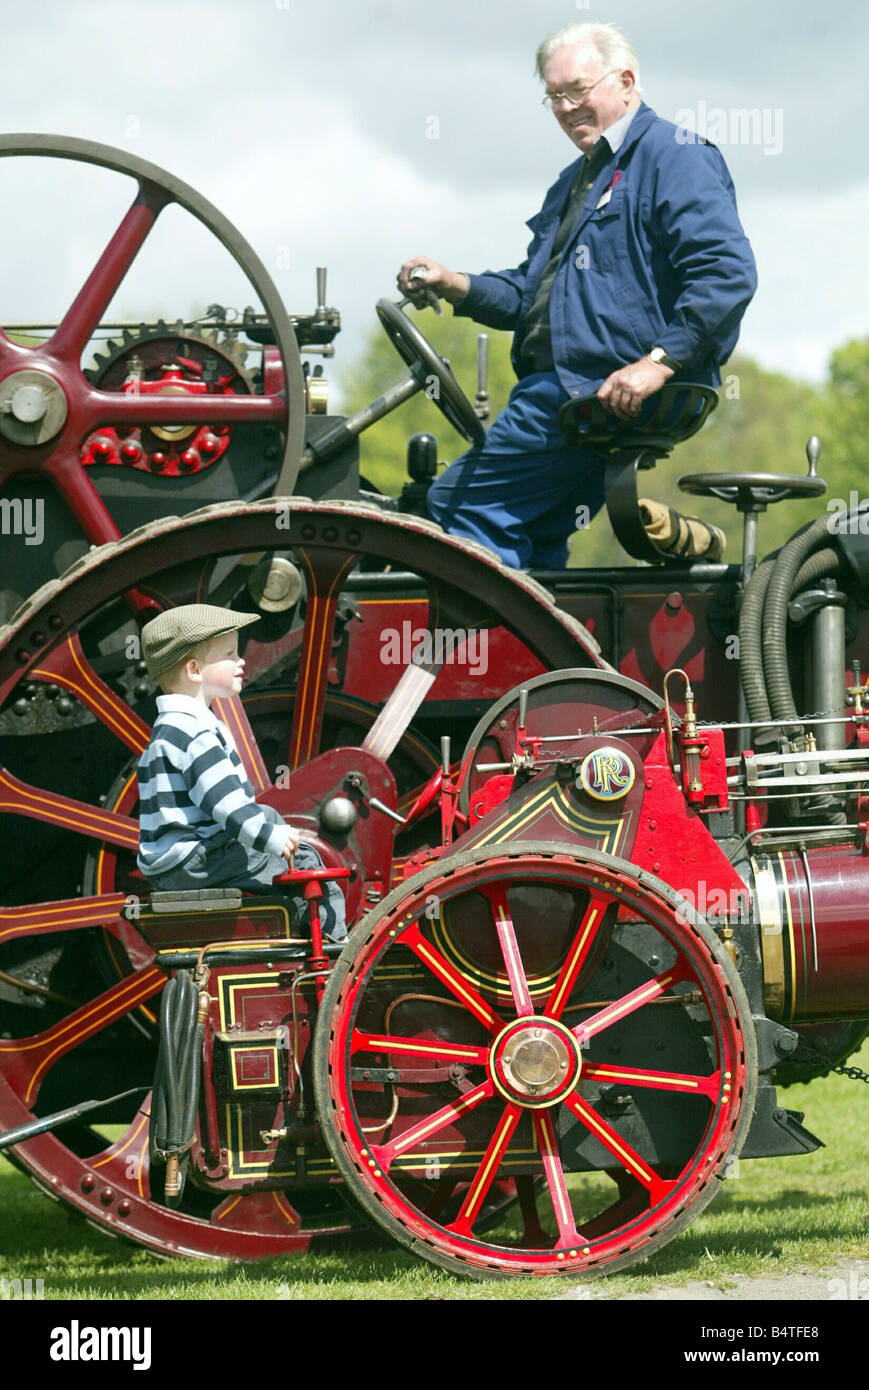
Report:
211,695,272,793
0,893,128,949
371,1079,494,1172
544,890,610,1020
0,766,138,852
82,389,286,431
446,1102,522,1236
483,883,533,1018
50,183,172,361
287,547,359,768
562,1090,676,1206
573,960,691,1046
31,632,150,754
0,965,165,1106
533,1110,583,1246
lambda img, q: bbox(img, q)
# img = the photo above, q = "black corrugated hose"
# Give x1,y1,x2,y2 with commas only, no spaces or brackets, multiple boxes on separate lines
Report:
762,515,835,734
150,970,204,1208
740,515,845,825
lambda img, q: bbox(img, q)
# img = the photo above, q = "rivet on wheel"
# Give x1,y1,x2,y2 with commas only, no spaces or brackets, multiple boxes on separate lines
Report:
559,1061,567,1070
582,1246,590,1254
368,1159,376,1168
533,1029,542,1038
557,1252,565,1260
503,1054,511,1064
569,1250,578,1258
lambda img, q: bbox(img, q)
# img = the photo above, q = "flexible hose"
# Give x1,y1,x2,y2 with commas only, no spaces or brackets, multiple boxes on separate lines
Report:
762,516,834,732
151,971,201,1205
739,556,775,724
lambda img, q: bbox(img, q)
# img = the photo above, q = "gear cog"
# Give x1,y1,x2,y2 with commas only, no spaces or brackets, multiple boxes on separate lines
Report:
83,320,255,477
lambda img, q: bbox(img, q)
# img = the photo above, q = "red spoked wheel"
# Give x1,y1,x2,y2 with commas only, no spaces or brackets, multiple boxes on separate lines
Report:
0,501,597,1257
314,842,757,1279
0,136,305,589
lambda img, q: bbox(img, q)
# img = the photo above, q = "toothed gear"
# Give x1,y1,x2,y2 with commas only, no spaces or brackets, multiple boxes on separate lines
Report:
83,321,255,477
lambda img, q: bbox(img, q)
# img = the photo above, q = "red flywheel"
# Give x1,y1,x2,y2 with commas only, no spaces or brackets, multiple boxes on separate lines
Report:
314,842,757,1279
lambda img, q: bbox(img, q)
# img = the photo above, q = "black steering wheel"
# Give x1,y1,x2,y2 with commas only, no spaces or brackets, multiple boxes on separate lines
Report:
376,298,485,447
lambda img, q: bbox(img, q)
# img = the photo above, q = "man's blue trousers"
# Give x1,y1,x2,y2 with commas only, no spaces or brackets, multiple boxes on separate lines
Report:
426,371,606,569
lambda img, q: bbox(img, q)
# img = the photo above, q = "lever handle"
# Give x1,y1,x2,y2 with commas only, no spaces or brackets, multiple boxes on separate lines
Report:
316,267,327,316
806,435,821,477
518,688,529,730
441,735,451,775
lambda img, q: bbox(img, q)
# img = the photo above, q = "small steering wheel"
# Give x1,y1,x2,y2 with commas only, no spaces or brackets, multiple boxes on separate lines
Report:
376,299,485,447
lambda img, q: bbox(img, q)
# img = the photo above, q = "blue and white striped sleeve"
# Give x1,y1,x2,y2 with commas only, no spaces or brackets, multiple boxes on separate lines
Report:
184,730,289,857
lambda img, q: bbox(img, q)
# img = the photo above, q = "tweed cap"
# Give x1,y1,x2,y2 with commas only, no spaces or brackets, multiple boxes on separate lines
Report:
142,604,260,678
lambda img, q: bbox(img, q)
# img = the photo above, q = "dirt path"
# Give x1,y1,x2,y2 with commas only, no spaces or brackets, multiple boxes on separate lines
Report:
554,1259,868,1301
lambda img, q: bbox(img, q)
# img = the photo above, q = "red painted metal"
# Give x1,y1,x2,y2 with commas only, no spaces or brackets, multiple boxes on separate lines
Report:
315,846,754,1276
756,842,869,1020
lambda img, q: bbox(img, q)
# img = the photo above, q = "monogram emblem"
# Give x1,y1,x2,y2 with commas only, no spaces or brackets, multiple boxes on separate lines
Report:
578,747,635,801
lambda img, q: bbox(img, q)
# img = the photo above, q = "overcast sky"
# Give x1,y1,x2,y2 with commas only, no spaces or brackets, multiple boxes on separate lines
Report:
1,0,866,398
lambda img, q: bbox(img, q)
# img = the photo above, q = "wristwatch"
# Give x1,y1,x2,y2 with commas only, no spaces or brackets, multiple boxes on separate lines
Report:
648,346,682,371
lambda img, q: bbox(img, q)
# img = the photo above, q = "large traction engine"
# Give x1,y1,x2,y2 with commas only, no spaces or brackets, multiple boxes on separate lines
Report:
1,138,868,1281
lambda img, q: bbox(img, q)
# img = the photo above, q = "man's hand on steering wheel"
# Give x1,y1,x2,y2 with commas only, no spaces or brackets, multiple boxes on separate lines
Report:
397,256,470,307
597,357,674,421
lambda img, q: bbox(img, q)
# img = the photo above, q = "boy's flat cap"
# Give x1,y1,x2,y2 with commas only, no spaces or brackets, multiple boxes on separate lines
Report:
142,604,259,678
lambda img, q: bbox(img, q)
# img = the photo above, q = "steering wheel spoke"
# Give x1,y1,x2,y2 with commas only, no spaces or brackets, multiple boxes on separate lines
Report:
376,299,484,446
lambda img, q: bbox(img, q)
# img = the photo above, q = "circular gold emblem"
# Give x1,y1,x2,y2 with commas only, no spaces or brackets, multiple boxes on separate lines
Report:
578,746,635,802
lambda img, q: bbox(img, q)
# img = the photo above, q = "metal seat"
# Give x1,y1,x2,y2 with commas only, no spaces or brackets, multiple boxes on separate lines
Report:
558,384,719,563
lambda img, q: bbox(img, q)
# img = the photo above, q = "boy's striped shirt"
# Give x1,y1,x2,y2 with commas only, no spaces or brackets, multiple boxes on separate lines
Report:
137,694,288,878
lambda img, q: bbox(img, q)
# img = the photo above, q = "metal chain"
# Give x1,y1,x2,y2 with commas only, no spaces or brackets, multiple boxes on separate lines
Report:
792,1037,869,1086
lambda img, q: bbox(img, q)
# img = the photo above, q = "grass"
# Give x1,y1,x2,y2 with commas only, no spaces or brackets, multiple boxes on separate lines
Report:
1,1046,867,1300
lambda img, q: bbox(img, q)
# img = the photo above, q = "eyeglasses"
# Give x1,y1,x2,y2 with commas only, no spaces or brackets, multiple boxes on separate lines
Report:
542,69,620,111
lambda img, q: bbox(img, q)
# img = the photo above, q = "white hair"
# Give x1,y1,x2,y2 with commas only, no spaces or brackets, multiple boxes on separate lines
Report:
535,22,643,97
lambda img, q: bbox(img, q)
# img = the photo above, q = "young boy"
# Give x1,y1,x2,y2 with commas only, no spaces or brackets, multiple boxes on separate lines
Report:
136,603,346,941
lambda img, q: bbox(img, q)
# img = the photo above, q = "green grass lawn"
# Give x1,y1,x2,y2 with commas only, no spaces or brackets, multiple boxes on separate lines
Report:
1,1047,867,1300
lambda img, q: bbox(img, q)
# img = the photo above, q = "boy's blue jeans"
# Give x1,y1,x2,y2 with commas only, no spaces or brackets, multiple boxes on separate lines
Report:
146,839,347,942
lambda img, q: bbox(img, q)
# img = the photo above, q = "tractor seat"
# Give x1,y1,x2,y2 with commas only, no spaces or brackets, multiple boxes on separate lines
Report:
558,384,720,564
559,382,718,455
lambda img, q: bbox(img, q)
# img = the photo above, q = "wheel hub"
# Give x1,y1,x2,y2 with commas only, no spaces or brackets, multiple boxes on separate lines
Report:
0,369,68,445
491,1016,582,1107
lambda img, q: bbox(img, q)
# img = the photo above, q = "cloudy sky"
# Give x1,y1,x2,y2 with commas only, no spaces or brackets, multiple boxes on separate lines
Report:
1,0,866,397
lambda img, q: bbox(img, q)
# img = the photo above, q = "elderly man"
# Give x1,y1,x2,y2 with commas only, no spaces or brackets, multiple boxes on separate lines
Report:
397,21,757,569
